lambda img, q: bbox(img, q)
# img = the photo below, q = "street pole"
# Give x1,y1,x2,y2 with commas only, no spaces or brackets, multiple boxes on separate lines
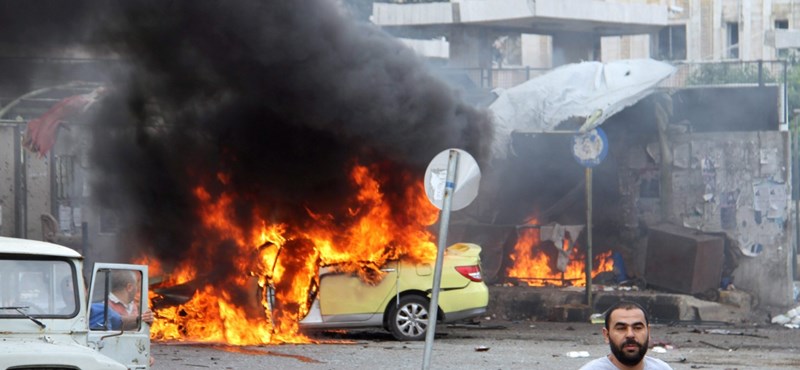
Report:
422,149,459,370
585,167,593,308
793,113,799,281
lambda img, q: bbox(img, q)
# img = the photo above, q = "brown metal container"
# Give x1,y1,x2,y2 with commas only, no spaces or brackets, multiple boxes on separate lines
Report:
644,224,724,295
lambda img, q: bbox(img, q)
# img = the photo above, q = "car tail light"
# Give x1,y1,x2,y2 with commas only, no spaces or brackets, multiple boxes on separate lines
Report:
455,265,483,282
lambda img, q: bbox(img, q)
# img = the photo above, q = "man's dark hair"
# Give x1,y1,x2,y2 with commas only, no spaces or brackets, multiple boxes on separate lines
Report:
603,300,649,329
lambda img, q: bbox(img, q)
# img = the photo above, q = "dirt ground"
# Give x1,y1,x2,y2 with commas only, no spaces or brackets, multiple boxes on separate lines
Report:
151,318,800,369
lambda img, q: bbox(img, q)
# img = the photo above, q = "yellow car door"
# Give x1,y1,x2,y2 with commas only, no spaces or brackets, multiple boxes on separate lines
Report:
318,261,399,320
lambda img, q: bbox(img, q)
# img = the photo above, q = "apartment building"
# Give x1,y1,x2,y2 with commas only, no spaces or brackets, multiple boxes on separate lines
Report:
372,0,800,67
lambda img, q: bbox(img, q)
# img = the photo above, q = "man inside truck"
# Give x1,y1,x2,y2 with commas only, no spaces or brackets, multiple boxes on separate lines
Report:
90,270,153,330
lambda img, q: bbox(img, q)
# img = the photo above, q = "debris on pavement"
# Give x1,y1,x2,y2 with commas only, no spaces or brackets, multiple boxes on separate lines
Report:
698,340,735,351
699,328,769,339
770,305,800,329
651,346,667,353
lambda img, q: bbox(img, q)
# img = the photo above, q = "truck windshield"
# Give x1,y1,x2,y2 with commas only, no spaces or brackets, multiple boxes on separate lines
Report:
0,257,78,318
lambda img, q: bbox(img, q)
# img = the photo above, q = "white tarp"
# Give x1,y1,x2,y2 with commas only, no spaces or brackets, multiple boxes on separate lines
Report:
488,58,677,159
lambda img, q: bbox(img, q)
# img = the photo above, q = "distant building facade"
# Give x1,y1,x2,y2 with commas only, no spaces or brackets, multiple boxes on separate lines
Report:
373,0,800,68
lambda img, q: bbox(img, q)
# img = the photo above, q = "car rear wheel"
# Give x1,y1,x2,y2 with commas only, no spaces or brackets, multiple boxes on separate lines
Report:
388,295,430,341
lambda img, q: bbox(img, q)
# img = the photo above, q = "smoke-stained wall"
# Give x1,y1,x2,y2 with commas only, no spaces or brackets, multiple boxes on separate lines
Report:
0,123,57,241
618,100,793,306
24,153,50,240
0,125,15,236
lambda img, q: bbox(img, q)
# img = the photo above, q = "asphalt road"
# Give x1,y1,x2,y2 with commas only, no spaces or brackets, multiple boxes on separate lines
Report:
151,319,800,369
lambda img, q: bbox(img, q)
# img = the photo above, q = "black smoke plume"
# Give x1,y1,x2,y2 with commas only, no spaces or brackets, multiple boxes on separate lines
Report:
3,1,493,272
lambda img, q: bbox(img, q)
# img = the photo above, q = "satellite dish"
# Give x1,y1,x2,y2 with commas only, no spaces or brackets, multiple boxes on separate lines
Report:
424,149,481,211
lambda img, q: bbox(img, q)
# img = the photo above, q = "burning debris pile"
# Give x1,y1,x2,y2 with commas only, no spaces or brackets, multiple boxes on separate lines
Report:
2,1,492,344
504,221,614,287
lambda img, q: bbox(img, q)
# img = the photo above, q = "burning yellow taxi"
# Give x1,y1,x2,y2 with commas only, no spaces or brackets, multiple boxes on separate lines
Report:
270,242,489,341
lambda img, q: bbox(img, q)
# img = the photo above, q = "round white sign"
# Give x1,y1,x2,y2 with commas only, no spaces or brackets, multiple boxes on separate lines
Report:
571,127,608,168
424,149,481,211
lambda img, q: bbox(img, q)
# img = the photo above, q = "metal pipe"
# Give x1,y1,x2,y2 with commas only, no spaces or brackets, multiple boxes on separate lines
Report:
784,60,790,125
422,149,459,370
793,115,799,280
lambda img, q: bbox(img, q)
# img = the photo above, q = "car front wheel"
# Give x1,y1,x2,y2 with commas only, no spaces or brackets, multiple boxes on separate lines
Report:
388,295,430,341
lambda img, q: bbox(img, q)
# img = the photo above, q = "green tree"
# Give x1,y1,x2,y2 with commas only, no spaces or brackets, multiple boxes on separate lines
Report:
686,62,774,85
686,61,800,119
786,63,800,118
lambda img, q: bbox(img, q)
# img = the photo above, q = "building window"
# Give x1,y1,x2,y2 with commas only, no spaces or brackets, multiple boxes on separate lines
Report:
657,25,687,60
55,155,76,201
726,22,739,59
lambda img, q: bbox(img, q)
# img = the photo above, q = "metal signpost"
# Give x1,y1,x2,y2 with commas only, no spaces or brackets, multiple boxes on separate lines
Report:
571,128,608,308
421,148,480,370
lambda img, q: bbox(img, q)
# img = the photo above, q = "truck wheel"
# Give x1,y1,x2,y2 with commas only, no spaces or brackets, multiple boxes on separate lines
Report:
387,295,430,341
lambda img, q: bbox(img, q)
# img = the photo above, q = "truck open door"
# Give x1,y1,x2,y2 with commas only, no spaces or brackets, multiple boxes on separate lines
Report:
87,263,151,370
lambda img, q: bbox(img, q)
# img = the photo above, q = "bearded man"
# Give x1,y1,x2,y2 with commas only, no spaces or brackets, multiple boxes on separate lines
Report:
580,300,672,370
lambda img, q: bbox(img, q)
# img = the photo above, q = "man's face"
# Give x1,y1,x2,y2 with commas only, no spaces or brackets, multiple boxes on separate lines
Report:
602,307,650,367
122,281,136,304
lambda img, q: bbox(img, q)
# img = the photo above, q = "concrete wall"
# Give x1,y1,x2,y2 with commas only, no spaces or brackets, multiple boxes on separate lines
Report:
0,125,16,236
521,34,553,68
25,150,50,240
619,127,793,307
0,124,51,241
532,0,667,25
601,34,652,61
676,131,792,306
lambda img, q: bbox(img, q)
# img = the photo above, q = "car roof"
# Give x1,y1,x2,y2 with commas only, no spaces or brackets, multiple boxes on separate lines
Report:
0,236,82,258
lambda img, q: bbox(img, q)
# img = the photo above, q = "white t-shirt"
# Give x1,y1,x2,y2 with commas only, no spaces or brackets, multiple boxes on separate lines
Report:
579,355,673,370
108,293,135,314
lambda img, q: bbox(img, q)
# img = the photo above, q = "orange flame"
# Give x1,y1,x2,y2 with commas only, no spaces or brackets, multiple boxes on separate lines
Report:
144,163,439,345
506,223,613,287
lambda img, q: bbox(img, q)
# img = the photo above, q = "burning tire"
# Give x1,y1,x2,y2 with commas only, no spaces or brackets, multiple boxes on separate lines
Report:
387,295,430,341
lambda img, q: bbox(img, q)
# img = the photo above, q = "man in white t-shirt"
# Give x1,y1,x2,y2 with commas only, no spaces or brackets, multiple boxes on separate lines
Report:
580,300,672,370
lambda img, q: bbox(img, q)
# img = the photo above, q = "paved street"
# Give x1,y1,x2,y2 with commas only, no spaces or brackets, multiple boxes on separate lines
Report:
151,319,800,369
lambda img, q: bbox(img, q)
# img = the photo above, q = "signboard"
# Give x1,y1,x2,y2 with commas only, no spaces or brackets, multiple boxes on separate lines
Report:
424,149,481,211
572,127,608,167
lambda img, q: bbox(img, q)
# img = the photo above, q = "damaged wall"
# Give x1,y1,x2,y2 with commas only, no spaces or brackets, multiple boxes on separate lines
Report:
0,124,52,242
0,125,15,236
620,128,793,307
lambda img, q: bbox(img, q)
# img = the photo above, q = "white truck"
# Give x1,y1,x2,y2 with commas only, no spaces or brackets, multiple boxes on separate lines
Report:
0,236,151,369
